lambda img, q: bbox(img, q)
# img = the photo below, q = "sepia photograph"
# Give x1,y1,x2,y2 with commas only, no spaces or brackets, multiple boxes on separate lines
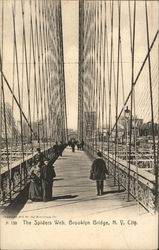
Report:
0,0,158,249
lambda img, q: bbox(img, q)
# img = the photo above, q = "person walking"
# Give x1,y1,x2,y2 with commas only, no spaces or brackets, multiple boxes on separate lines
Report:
90,151,108,196
41,159,56,201
71,141,75,152
81,139,84,150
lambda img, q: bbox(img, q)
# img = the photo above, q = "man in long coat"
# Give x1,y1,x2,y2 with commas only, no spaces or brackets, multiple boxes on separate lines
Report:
41,160,56,201
91,151,108,196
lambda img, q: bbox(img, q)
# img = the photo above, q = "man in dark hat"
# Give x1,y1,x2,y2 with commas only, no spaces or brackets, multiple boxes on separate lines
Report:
36,148,45,168
41,159,56,201
90,151,108,196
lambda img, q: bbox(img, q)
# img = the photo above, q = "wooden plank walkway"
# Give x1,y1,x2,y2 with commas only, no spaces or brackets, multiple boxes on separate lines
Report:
20,147,151,218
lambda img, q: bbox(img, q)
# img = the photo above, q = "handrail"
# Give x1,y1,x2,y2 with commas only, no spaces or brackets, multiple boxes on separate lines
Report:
0,145,66,205
85,144,156,213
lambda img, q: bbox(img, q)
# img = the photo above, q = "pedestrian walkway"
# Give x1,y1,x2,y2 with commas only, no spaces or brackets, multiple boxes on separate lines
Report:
2,147,157,250
19,147,151,218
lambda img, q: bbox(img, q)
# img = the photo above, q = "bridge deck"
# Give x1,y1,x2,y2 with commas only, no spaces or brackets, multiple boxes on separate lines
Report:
20,147,150,217
2,148,157,250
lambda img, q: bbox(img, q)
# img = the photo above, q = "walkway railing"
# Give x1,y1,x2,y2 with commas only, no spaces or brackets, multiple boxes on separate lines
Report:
85,144,156,214
0,146,58,206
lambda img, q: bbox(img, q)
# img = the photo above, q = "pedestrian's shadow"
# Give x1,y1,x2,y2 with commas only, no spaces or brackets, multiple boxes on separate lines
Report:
51,195,78,201
54,178,64,181
102,189,125,195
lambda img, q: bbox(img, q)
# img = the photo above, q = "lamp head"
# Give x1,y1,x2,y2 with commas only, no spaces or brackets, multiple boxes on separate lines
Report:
125,106,130,118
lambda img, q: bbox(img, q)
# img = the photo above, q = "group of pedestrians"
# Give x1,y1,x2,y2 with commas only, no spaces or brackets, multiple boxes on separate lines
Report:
28,143,109,202
28,147,57,202
68,139,85,152
68,140,76,152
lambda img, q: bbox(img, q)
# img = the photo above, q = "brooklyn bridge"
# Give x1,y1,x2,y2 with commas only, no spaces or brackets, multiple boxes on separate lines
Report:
0,0,158,246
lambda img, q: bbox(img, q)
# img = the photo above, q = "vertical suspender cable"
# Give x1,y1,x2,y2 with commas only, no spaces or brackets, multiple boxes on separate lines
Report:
90,5,95,152
38,1,48,149
128,1,136,201
108,1,114,173
21,0,33,181
128,1,133,53
115,0,121,188
44,0,51,144
30,2,40,149
28,0,34,155
92,2,97,155
97,2,100,151
59,0,68,143
21,10,25,161
59,1,65,143
95,2,99,152
90,4,93,152
98,1,102,151
0,0,11,201
158,3,159,213
145,0,158,212
158,0,159,213
21,0,33,156
102,2,106,154
42,1,51,146
105,1,109,163
35,1,45,152
12,6,24,189
56,4,62,142
11,1,16,165
120,44,125,107
133,83,139,209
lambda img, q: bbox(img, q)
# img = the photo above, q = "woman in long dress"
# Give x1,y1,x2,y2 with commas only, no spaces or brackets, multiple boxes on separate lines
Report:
28,163,42,201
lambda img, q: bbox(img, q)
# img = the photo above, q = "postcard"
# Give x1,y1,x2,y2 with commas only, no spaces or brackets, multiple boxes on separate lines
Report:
0,0,158,249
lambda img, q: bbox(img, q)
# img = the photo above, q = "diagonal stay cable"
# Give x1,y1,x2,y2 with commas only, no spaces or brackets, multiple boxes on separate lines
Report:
0,70,36,138
110,30,158,134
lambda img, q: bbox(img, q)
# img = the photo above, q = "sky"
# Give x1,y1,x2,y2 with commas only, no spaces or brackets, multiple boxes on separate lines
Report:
1,0,79,131
61,1,158,127
61,1,158,130
1,1,158,132
61,0,79,130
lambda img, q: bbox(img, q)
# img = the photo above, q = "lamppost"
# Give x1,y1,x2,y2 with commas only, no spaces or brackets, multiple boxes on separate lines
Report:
125,106,130,197
125,106,130,152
